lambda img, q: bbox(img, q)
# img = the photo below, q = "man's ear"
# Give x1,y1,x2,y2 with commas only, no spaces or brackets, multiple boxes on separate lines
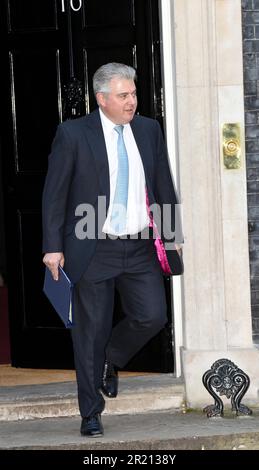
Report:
96,92,106,108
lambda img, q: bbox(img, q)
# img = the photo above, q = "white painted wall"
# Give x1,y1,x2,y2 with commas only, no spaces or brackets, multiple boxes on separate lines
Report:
166,0,259,406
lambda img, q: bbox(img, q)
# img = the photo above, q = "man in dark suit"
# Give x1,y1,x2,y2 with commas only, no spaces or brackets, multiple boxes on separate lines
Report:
42,63,182,437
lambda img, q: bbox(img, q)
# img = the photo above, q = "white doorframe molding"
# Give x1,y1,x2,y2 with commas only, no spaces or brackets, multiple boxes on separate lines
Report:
159,0,183,377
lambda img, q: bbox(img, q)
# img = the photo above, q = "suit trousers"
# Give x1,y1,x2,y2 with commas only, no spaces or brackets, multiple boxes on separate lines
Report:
70,236,167,418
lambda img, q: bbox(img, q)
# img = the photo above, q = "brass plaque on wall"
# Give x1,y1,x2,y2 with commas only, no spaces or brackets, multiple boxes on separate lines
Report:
222,123,242,170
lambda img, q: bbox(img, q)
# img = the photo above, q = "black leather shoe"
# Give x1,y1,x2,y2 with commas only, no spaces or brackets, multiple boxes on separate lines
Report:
80,414,104,437
101,359,118,398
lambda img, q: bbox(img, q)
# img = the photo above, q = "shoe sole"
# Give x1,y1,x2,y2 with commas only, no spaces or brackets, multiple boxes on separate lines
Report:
100,387,118,398
80,432,104,438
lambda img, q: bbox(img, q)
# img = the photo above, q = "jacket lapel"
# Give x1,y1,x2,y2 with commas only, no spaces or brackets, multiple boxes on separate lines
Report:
130,117,155,205
84,109,110,210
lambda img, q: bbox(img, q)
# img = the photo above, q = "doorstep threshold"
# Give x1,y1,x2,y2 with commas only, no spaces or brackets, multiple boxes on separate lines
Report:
0,374,184,421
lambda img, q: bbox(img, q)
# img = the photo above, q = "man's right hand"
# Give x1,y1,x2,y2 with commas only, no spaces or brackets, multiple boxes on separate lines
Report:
43,252,65,281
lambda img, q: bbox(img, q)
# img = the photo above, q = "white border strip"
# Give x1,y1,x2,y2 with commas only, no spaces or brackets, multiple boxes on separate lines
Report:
159,0,183,378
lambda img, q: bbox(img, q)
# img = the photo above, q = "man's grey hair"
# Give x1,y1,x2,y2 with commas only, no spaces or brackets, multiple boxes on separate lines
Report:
93,63,137,95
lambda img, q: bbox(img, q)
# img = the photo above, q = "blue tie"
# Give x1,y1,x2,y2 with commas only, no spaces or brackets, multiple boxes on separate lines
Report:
110,125,129,233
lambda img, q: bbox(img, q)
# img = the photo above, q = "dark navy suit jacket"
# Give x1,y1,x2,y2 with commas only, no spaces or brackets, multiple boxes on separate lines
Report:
42,109,182,283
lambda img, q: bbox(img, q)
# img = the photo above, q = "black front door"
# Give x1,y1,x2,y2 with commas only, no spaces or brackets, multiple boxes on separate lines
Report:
0,0,174,371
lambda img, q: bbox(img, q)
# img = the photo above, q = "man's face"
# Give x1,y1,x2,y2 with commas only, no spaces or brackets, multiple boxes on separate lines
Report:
97,78,137,125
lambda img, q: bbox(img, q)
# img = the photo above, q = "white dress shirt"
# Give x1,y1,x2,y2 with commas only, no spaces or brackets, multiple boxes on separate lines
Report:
99,109,149,236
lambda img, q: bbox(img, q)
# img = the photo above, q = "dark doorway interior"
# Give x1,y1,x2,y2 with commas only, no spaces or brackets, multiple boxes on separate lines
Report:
0,0,174,372
0,148,7,287
0,143,10,364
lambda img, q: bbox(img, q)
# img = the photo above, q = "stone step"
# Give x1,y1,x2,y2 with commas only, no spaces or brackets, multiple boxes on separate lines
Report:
0,374,184,421
1,409,259,451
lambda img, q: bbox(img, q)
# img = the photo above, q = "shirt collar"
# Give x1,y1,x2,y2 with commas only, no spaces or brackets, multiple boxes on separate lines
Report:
99,108,130,134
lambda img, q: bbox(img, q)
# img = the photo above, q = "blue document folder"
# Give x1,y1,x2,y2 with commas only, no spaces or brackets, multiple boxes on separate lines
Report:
43,266,74,328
